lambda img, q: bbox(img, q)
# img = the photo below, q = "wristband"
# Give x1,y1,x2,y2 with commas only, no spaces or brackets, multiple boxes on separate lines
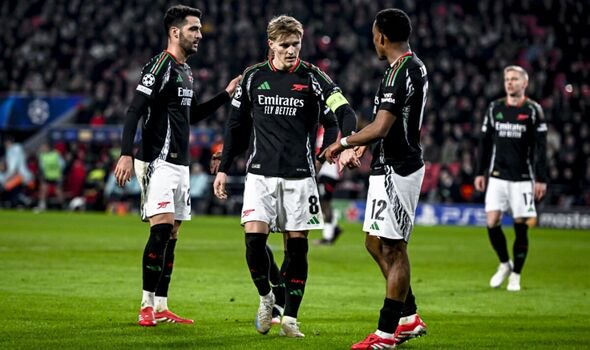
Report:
340,136,350,149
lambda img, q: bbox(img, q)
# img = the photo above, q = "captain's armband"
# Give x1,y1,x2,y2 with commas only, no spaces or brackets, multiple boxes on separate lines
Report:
326,92,349,112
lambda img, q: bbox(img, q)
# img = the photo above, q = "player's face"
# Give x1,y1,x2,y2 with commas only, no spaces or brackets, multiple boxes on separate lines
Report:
504,70,528,97
372,22,386,60
269,34,301,70
178,16,202,56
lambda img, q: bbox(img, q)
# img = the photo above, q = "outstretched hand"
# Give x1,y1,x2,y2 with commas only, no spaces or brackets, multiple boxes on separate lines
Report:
225,75,242,96
339,148,361,169
320,140,344,164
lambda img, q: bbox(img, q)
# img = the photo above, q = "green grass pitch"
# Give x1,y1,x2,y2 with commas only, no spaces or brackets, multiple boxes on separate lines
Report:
1,211,589,349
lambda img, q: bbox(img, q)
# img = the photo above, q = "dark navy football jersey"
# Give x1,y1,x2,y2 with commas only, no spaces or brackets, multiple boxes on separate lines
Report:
370,52,429,176
476,97,548,182
219,59,347,178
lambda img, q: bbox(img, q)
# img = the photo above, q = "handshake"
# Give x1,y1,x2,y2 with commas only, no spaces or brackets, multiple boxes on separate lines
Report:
319,134,365,170
209,141,365,176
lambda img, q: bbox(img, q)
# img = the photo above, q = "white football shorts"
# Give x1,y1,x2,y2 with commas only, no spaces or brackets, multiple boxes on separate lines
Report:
485,177,536,218
134,159,191,221
363,166,425,241
241,173,323,232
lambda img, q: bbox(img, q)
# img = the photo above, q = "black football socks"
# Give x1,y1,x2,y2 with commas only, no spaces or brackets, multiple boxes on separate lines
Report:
142,223,172,292
155,238,177,297
512,223,529,273
245,233,271,296
378,298,404,334
487,225,510,263
266,245,285,308
283,238,308,318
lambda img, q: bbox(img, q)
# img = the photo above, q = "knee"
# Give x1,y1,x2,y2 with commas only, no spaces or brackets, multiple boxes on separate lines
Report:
382,239,407,259
150,223,173,243
286,237,308,255
245,233,268,249
365,236,380,257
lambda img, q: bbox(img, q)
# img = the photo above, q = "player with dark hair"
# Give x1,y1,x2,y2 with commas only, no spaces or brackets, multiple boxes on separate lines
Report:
474,65,548,292
114,5,241,327
213,15,357,338
323,8,428,349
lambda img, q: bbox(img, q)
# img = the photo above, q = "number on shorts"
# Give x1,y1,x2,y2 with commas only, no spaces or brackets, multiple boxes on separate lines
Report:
371,199,387,221
522,192,533,206
309,195,319,214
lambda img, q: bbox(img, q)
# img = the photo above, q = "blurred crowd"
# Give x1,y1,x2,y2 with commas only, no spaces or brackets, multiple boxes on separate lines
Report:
1,0,588,211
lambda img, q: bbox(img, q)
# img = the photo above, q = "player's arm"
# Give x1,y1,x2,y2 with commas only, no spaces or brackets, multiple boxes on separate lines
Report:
532,104,548,200
214,76,252,199
321,70,404,163
115,57,170,187
115,92,149,187
317,108,338,163
474,104,495,191
329,93,357,137
321,109,396,163
190,75,242,124
311,65,357,137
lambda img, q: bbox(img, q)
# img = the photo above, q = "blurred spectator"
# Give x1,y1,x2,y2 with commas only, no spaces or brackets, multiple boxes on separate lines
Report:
35,143,65,211
190,163,210,214
1,137,33,207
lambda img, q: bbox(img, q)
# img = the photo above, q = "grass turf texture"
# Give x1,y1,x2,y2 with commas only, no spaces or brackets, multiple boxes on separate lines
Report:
0,211,589,349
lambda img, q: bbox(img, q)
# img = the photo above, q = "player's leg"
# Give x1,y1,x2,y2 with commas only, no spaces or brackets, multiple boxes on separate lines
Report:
365,234,389,278
135,159,178,326
241,174,277,334
316,176,334,244
485,178,512,288
139,213,174,326
154,220,194,324
365,233,425,343
245,221,274,334
279,230,308,338
152,163,193,323
507,181,536,291
354,168,424,349
266,244,285,324
278,176,322,338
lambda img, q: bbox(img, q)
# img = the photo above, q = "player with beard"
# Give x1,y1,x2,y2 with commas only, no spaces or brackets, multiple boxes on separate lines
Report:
114,5,241,327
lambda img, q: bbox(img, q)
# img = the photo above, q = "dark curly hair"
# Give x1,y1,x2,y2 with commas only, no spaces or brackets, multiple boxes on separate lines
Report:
375,8,412,43
163,5,202,36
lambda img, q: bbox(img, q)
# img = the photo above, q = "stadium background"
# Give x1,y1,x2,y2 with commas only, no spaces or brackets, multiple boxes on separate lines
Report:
1,2,590,349
0,0,588,223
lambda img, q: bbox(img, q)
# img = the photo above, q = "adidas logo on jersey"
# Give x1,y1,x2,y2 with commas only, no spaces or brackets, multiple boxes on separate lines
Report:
257,81,271,90
307,216,320,225
370,222,380,230
176,75,183,83
495,112,504,120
